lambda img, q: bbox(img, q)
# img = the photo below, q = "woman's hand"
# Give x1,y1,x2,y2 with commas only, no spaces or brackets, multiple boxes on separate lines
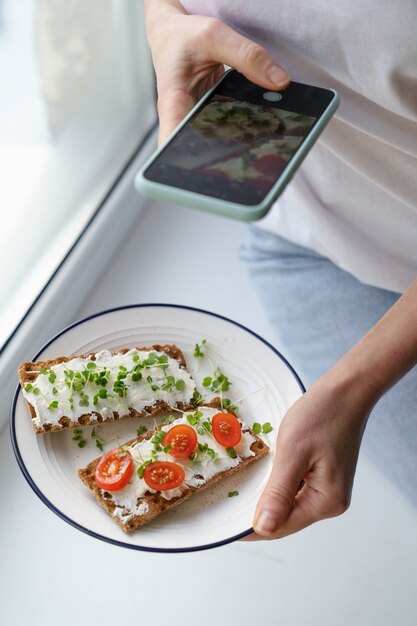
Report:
144,0,290,145
250,275,417,540
249,370,375,540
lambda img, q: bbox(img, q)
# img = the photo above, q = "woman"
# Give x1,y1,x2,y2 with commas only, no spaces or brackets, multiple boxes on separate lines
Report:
143,0,417,539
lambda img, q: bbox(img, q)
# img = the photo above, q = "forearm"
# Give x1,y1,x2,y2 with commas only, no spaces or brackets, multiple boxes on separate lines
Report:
326,278,417,410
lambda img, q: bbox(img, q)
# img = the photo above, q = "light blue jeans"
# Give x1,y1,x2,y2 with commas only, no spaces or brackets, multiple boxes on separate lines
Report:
240,225,417,505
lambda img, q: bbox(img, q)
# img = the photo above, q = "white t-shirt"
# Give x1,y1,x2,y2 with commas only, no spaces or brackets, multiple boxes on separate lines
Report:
181,0,417,293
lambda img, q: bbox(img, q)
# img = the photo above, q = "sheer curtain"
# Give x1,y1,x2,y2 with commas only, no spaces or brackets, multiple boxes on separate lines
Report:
0,0,154,351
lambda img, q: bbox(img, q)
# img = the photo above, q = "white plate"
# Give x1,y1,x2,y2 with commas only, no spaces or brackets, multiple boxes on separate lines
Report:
11,304,304,552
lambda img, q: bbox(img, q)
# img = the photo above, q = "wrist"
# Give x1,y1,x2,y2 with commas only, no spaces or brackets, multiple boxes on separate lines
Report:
312,359,381,428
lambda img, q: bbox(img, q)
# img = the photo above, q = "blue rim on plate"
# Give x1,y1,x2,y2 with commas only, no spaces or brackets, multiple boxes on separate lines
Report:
10,303,305,553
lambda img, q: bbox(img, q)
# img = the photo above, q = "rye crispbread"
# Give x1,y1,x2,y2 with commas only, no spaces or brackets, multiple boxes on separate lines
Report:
18,345,193,434
78,398,270,533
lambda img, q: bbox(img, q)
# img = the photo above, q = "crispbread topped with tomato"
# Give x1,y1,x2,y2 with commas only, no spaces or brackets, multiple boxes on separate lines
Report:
78,398,269,533
18,345,196,434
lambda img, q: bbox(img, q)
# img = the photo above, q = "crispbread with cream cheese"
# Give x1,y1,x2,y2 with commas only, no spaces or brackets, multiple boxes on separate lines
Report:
78,398,269,533
18,345,195,434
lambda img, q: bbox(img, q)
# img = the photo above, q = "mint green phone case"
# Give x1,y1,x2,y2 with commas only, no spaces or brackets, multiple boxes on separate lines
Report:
135,70,339,222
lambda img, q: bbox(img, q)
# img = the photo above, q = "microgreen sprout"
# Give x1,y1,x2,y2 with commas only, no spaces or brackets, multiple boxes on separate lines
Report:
136,425,148,436
113,378,128,398
79,391,90,407
151,429,167,452
186,410,203,426
252,422,274,435
72,428,87,448
189,442,218,463
141,352,169,372
202,368,232,394
137,459,152,479
91,427,106,451
197,420,212,436
193,339,207,358
226,447,237,459
161,415,176,426
228,491,239,497
191,390,202,406
221,398,239,413
48,400,58,410
93,388,108,406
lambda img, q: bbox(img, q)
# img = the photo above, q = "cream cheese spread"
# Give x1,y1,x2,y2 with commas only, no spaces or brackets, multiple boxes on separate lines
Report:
105,406,257,523
22,349,195,428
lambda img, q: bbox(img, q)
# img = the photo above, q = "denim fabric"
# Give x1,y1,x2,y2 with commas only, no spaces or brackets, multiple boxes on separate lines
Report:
240,225,417,505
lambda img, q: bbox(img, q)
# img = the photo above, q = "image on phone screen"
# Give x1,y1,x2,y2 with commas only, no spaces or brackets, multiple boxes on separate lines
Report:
144,91,317,205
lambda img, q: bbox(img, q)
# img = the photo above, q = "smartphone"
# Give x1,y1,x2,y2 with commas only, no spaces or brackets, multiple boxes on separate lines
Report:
135,69,339,222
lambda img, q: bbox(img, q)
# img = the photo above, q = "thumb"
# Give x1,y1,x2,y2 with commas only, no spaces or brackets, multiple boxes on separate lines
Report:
253,445,307,537
206,21,290,90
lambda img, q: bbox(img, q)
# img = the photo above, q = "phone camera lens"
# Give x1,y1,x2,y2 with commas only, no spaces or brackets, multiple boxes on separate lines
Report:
263,91,282,102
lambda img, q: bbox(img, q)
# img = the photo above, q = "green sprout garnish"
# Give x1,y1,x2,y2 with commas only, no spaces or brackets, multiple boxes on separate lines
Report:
198,442,218,461
91,427,106,451
221,398,239,413
136,425,148,436
72,428,87,448
137,459,152,479
93,388,108,406
226,447,237,459
79,391,90,407
186,410,203,426
202,368,231,394
151,429,167,452
228,491,239,497
190,442,218,463
161,415,176,426
191,390,202,406
197,420,212,436
193,339,207,358
252,422,274,435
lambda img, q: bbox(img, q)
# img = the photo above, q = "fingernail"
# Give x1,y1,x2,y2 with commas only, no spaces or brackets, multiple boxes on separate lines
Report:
267,66,289,87
254,510,278,536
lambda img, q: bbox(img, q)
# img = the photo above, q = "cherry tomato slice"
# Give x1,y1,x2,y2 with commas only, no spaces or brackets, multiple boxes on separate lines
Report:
212,412,242,447
95,447,133,491
143,461,185,491
253,154,286,177
162,424,198,459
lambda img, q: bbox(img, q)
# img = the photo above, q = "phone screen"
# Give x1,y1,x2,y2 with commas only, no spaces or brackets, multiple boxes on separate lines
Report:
144,74,327,206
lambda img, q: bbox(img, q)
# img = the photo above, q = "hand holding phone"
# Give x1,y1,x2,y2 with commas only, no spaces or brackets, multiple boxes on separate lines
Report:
136,70,339,221
144,0,290,146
